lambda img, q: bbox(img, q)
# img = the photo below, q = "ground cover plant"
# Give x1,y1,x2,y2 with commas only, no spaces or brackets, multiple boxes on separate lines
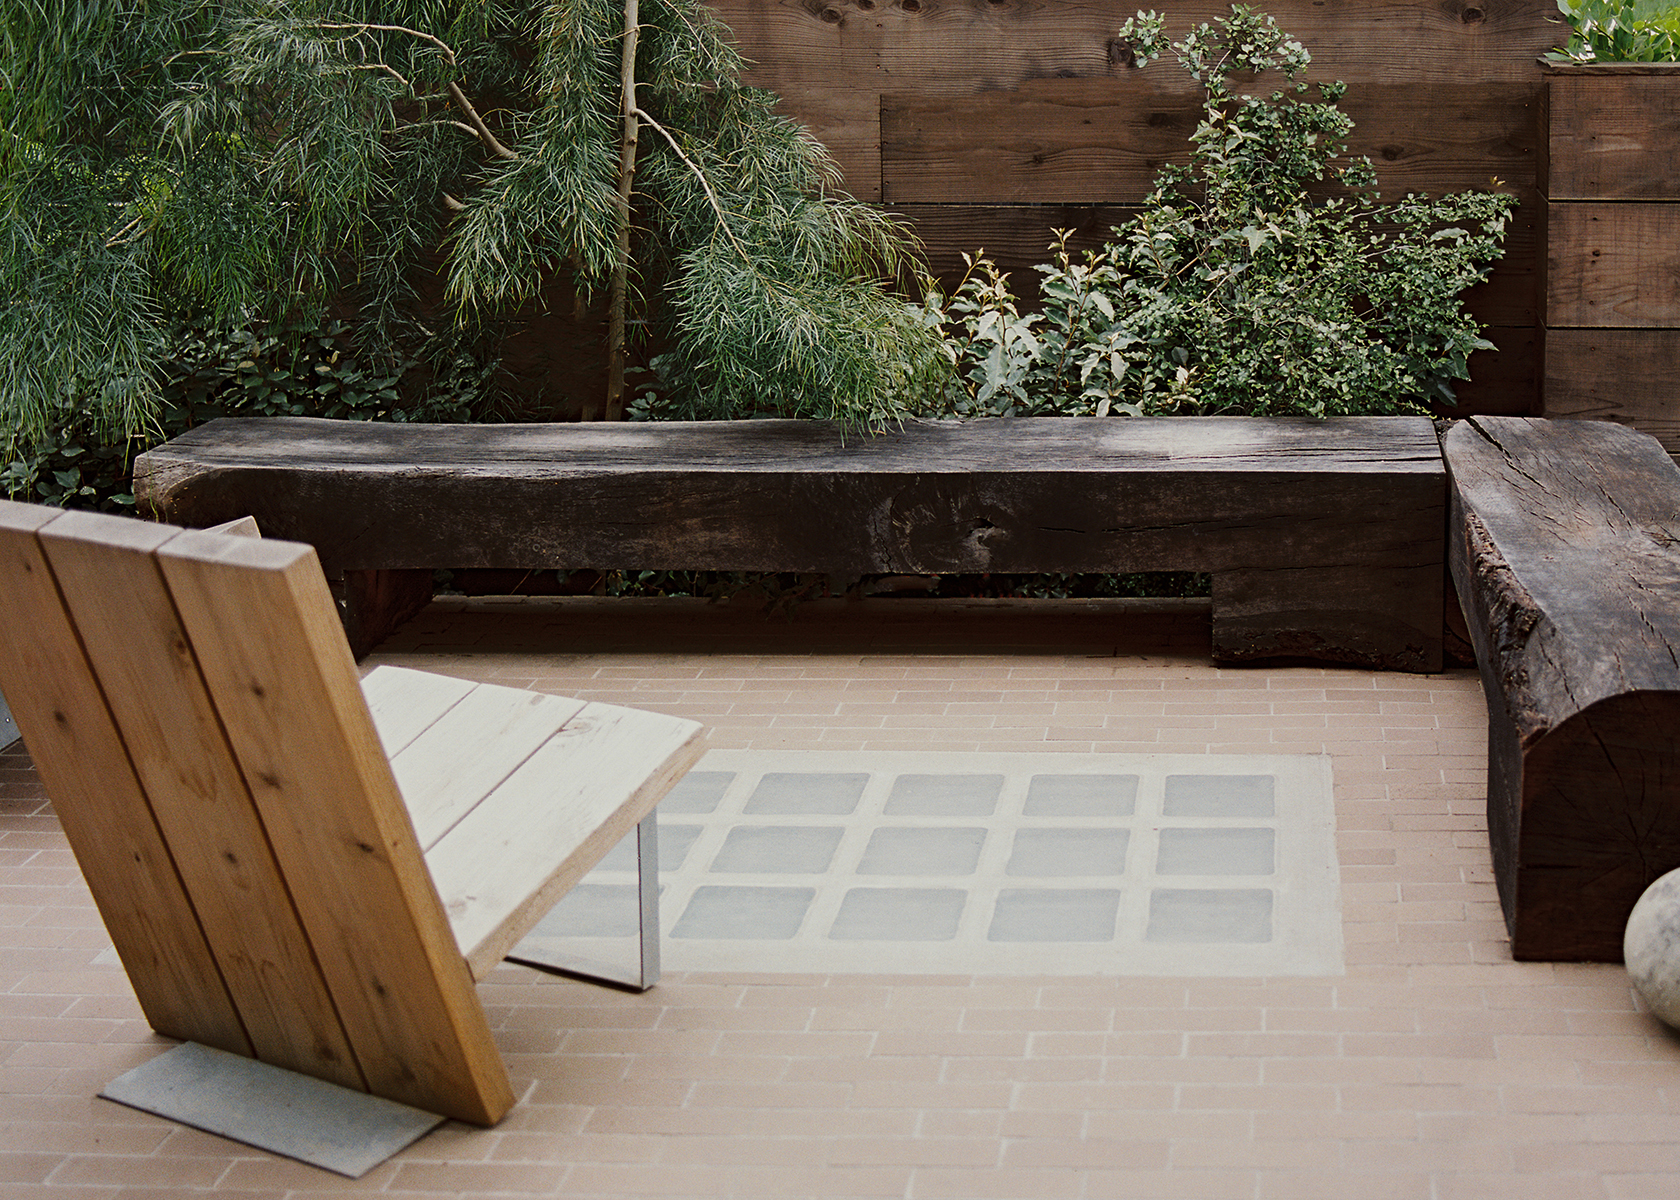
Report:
923,6,1518,421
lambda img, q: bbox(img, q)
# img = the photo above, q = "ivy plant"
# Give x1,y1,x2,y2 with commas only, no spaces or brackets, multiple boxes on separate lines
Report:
920,6,1517,420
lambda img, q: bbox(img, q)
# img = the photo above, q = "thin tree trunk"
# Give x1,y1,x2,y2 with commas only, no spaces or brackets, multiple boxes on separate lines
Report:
602,0,639,422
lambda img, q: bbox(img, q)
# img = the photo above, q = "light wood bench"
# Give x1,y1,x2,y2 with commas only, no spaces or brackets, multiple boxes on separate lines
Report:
0,499,703,1124
133,414,1448,671
1444,416,1680,961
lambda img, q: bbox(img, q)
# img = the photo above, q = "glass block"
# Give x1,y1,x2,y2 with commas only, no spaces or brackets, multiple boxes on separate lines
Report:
709,826,843,874
1163,774,1276,817
670,886,814,940
595,823,702,873
1023,774,1139,817
987,888,1122,943
883,773,1003,816
1155,827,1275,876
1006,828,1129,877
744,772,868,815
659,771,735,814
1145,888,1274,943
857,827,987,876
829,888,966,941
525,884,642,938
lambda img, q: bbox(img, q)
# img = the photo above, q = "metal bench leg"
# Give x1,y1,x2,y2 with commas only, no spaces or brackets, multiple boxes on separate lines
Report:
633,811,662,989
506,810,661,993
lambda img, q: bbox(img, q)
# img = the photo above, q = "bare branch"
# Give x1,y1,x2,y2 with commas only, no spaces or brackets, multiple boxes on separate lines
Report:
352,61,410,90
632,106,750,264
104,214,147,248
446,81,517,161
313,21,457,65
443,192,466,211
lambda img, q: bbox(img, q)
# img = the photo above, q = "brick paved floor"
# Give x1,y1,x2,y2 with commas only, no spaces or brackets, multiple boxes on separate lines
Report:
2,594,1677,1198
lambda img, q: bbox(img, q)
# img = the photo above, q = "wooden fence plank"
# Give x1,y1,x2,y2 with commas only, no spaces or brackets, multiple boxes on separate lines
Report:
0,502,251,1056
880,80,1539,203
38,512,366,1090
717,0,1560,96
1448,326,1541,417
156,531,514,1125
783,86,882,200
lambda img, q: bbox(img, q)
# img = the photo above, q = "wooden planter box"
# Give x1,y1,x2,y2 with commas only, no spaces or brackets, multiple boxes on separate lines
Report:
1543,63,1680,461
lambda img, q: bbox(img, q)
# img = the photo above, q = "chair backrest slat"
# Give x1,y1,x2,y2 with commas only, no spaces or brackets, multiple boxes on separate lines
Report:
0,499,514,1125
0,501,251,1055
37,510,366,1090
155,528,513,1124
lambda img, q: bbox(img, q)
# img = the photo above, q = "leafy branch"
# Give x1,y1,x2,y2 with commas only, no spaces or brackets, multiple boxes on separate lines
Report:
922,5,1515,421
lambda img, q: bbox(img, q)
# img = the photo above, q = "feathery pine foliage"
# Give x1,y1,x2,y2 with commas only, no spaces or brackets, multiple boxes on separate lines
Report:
923,6,1517,420
1,0,942,463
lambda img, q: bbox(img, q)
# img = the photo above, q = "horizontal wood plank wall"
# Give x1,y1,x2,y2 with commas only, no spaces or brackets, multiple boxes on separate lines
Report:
712,0,1561,415
1542,67,1680,458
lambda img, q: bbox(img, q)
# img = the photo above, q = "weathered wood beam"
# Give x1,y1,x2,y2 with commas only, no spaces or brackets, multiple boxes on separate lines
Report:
1444,415,1680,961
135,415,1445,670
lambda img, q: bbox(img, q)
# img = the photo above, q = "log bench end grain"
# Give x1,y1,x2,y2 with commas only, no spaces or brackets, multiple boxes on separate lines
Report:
1444,415,1680,961
134,414,1446,671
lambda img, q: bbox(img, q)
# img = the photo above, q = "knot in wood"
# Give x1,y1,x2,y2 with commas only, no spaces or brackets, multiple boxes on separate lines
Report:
1108,37,1138,68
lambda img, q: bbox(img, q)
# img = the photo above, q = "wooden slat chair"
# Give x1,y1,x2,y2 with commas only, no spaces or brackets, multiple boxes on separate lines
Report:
0,499,703,1125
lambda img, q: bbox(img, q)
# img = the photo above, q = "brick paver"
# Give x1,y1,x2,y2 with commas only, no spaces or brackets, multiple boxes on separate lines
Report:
0,594,1672,1198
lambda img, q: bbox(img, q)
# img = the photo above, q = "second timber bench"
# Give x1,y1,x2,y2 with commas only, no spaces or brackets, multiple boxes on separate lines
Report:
134,414,1448,671
1444,416,1680,962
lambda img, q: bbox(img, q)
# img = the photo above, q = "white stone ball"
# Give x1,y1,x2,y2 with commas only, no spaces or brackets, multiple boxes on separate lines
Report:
1625,868,1680,1028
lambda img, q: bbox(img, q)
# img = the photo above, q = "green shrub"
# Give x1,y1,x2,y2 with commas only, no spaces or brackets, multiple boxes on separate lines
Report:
920,6,1517,420
1,314,498,511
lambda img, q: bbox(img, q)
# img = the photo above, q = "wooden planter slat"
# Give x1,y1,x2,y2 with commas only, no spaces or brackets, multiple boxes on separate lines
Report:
1541,328,1680,459
1545,71,1680,200
1542,67,1680,457
1545,202,1680,328
713,0,1559,95
880,80,1540,204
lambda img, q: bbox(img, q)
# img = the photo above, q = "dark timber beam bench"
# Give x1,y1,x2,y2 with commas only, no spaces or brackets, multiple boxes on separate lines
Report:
1444,416,1680,961
134,414,1446,671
